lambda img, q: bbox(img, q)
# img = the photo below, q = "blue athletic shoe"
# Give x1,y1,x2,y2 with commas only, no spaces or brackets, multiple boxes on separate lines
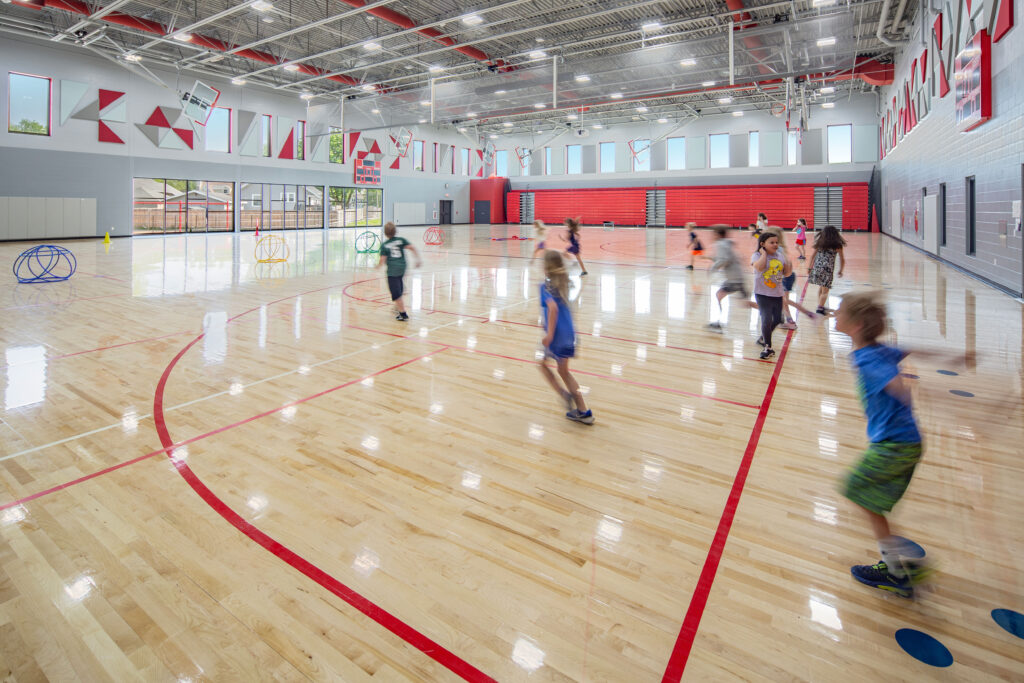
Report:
851,560,932,598
566,409,595,425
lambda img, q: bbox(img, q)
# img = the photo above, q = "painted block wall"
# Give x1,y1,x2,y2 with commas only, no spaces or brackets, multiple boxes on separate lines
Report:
0,35,475,235
879,0,1023,296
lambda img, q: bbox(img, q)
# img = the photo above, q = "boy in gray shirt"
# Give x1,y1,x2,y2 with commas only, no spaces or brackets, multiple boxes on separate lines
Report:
707,226,756,331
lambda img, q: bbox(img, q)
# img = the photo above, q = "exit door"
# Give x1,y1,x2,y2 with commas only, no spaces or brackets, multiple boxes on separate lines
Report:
473,200,491,224
439,200,452,224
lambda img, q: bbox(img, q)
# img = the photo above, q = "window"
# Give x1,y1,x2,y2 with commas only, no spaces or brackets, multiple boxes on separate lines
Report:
304,185,323,227
827,124,852,163
787,130,798,165
450,146,455,174
496,150,508,177
709,134,729,169
433,142,438,172
566,145,581,174
328,186,383,227
631,139,650,172
939,182,947,246
545,147,553,175
667,137,685,170
461,148,470,176
204,106,231,153
600,142,615,173
329,126,344,163
749,131,759,167
132,178,233,234
261,114,272,157
8,72,50,135
413,140,424,171
966,176,976,255
296,120,305,160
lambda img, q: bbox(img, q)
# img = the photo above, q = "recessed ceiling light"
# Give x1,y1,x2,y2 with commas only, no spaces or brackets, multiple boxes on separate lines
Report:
718,97,732,104
657,117,668,123
371,108,380,114
262,16,274,23
732,110,744,116
172,33,193,42
489,134,498,139
702,80,716,87
419,119,427,123
282,63,300,71
123,53,142,62
566,114,578,120
575,74,590,82
467,112,478,117
820,86,835,94
680,58,697,66
592,123,603,129
535,37,545,43
822,102,835,108
534,103,546,108
251,0,273,11
231,77,247,85
421,100,432,106
206,54,224,63
642,21,662,31
610,93,623,99
300,92,314,100
503,121,513,127
364,41,381,50
495,89,506,94
462,14,483,26
817,37,836,47
428,65,443,72
361,84,376,91
528,50,547,59
636,106,648,113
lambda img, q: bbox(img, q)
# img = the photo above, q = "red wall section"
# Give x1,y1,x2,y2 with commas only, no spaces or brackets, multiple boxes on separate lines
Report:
507,183,870,230
469,177,507,223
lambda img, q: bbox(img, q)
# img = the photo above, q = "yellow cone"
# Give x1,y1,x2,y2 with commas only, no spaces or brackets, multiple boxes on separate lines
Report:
103,231,111,244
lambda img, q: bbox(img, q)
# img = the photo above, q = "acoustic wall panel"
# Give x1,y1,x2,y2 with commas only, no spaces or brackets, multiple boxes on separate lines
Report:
45,198,63,236
394,202,427,225
685,136,706,169
9,198,28,240
27,198,46,239
730,134,748,168
760,131,783,166
853,124,878,163
81,199,97,236
63,198,82,238
0,198,8,240
802,129,823,165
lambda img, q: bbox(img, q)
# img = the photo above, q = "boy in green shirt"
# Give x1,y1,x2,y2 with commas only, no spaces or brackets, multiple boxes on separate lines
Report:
378,221,421,321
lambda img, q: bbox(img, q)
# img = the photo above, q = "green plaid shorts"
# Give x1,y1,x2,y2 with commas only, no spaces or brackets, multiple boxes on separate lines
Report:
841,441,923,515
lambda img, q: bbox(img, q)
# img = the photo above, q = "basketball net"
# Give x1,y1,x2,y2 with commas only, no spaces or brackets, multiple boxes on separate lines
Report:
514,146,530,169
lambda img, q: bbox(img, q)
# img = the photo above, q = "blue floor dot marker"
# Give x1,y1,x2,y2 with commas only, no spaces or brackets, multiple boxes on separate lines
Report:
901,373,920,379
950,389,974,397
937,369,959,376
894,629,953,667
890,536,926,559
991,609,1024,639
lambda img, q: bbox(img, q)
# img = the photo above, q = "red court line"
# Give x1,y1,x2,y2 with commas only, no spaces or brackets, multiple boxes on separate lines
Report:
153,331,496,681
660,279,809,681
0,330,197,369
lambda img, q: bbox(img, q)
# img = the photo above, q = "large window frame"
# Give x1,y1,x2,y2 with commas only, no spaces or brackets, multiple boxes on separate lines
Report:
296,120,306,160
599,142,615,173
261,114,272,157
631,139,650,172
204,106,231,153
413,140,424,171
8,72,51,136
748,131,759,167
132,178,234,234
328,186,383,228
461,148,470,177
566,144,582,174
708,134,729,169
545,146,553,175
965,176,976,256
495,150,508,177
827,124,853,164
787,130,798,165
329,126,345,164
667,137,685,170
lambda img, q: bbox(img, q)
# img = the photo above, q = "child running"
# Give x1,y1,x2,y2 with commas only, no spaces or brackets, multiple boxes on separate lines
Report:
706,226,756,332
835,291,966,597
685,222,704,270
378,221,422,321
538,250,594,424
750,231,791,359
808,224,847,315
762,226,817,329
531,220,548,261
563,217,587,276
794,218,808,260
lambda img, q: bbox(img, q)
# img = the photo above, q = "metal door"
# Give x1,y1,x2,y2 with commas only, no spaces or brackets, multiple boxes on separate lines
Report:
473,200,491,224
439,200,452,224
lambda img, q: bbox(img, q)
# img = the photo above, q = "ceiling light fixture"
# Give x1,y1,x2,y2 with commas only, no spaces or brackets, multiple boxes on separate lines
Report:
610,93,623,99
172,32,193,42
428,65,443,72
123,53,142,62
467,112,478,117
820,86,835,94
503,122,513,127
262,16,274,23
361,84,376,91
592,123,603,129
419,118,427,123
371,108,380,114
680,58,696,66
812,0,837,6
421,100,432,106
702,80,716,87
458,127,467,132
817,37,836,47
657,117,668,123
282,63,300,71
636,106,648,113
231,77,247,85
462,14,483,26
822,102,835,108
489,134,498,139
732,110,744,116
642,21,662,31
534,103,546,109
300,92,314,100
528,50,547,60
495,89,506,94
718,97,732,104
251,0,273,10
566,113,578,120
535,37,545,42
364,41,381,50
575,74,590,82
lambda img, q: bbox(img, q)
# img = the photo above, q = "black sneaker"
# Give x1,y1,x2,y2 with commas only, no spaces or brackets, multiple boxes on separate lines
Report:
850,561,915,598
816,306,826,315
759,347,775,360
580,271,588,276
756,336,765,347
396,312,409,321
707,322,723,332
686,265,694,270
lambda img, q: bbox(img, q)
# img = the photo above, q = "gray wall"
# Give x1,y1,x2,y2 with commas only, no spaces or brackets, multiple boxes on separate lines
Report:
879,0,1024,296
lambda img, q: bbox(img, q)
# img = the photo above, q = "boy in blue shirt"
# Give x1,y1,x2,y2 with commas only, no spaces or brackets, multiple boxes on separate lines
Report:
835,291,968,597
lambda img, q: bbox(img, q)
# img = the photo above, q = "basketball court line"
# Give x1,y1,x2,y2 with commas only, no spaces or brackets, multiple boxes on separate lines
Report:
660,278,810,681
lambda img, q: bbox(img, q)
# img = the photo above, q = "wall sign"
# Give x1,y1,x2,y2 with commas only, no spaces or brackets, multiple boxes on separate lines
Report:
354,157,381,185
954,30,992,132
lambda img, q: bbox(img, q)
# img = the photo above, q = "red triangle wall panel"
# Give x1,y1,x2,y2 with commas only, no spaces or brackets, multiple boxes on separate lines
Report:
368,139,382,155
389,157,400,170
278,129,295,159
145,107,171,128
97,120,124,144
99,89,123,110
173,127,194,149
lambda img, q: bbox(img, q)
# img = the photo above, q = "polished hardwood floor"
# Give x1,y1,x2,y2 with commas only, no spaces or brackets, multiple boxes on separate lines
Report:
1,225,1021,681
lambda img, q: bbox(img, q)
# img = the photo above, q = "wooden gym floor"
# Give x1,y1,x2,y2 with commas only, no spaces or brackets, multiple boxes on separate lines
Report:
0,225,1021,681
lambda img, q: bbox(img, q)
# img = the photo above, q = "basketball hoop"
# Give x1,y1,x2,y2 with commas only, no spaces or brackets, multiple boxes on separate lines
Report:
627,139,650,163
390,127,413,158
770,102,786,117
483,142,496,166
514,146,531,169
